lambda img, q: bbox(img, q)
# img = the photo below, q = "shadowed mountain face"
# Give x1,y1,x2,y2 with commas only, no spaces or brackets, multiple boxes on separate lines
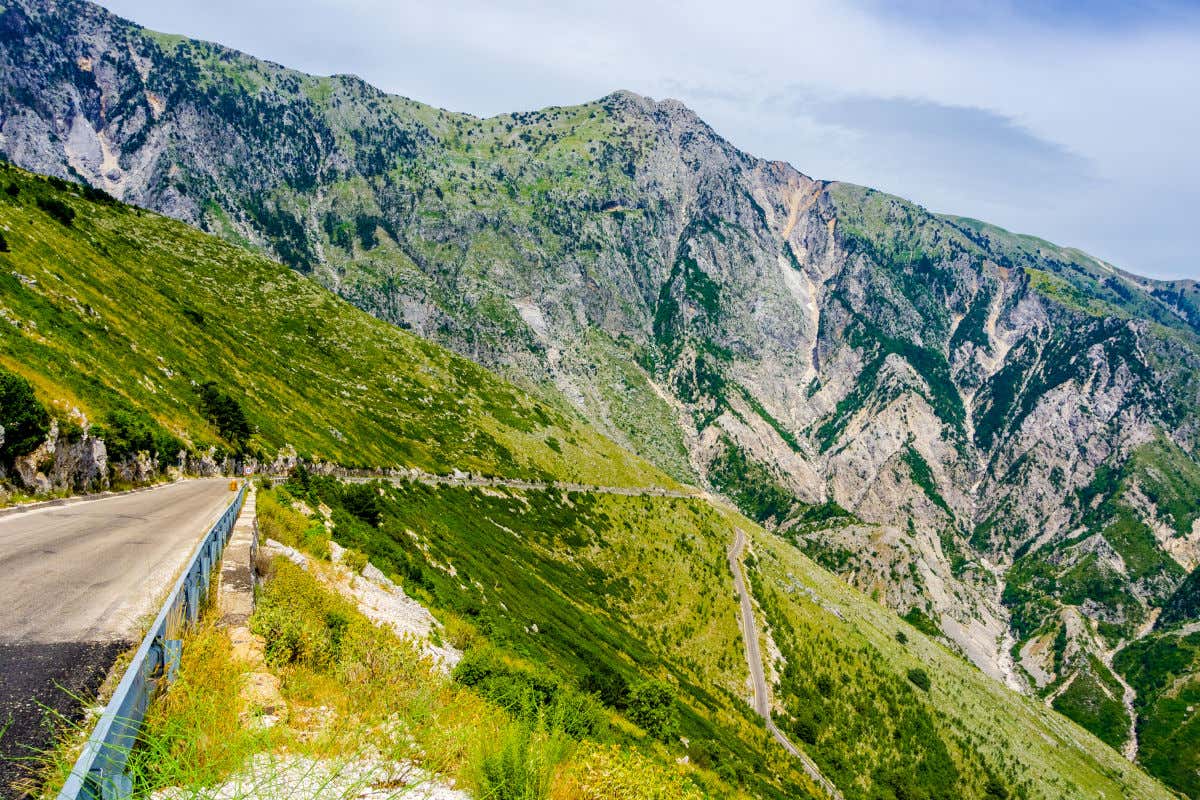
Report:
4,0,1200,783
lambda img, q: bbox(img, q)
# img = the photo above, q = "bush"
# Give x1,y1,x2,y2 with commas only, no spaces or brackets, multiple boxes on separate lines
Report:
0,368,50,466
95,404,183,463
252,558,361,669
342,548,369,573
0,231,8,252
627,680,678,741
257,489,329,557
198,382,251,448
907,668,931,692
580,659,630,709
442,612,480,651
36,196,75,225
82,184,116,205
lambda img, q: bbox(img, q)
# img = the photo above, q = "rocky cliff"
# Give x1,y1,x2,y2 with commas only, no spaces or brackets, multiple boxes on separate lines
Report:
4,0,1200,781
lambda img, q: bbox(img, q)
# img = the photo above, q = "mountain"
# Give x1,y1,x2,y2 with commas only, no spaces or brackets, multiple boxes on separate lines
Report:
0,163,1174,800
3,0,1200,791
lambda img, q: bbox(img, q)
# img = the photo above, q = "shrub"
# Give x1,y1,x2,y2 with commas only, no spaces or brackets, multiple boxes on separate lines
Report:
36,196,75,225
287,462,312,493
472,722,564,800
257,489,329,557
0,368,50,466
0,231,8,252
442,612,480,650
82,184,116,205
627,680,678,741
454,647,604,738
907,668,931,692
342,548,369,573
580,659,629,709
251,558,360,669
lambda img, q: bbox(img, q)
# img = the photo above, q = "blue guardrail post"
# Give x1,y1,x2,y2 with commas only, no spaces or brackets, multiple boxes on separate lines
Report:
56,483,248,800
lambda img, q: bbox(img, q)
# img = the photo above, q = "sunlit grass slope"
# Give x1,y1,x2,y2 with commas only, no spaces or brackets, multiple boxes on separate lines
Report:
744,518,1174,800
301,473,1174,800
0,163,669,486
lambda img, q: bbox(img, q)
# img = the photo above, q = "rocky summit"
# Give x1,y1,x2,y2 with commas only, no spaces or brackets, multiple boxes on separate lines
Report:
4,0,1200,790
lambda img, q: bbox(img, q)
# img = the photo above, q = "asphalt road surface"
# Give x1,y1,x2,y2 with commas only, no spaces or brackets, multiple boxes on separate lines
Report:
0,479,235,797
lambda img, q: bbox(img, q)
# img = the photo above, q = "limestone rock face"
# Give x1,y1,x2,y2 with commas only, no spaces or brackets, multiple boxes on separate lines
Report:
4,0,1200,705
11,418,108,493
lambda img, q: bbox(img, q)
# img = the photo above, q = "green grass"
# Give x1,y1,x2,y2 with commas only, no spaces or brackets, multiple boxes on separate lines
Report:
747,522,1173,800
0,163,669,487
280,473,1175,800
282,474,821,799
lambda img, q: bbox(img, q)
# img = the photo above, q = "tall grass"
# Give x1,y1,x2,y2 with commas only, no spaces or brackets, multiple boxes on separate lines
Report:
472,723,568,800
128,624,270,791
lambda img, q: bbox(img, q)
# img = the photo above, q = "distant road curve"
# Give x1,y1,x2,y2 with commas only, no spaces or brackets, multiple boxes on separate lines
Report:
0,478,236,797
728,529,845,800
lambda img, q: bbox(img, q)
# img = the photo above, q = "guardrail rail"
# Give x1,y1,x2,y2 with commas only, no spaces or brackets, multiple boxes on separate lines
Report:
56,482,248,800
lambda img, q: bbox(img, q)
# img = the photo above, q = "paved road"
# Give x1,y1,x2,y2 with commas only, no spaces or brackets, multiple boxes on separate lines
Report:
728,529,844,800
0,479,235,797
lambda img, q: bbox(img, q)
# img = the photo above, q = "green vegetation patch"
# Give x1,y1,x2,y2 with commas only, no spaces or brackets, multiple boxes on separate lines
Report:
283,473,822,798
1050,656,1130,750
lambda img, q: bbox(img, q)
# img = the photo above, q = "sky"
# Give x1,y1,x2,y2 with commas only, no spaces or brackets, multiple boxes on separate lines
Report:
97,0,1200,280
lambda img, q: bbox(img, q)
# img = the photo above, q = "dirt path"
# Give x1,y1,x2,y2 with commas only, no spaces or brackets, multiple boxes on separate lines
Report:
728,529,845,800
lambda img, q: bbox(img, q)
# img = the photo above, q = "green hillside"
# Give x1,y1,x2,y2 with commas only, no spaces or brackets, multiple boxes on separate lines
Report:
0,163,667,487
290,473,1173,800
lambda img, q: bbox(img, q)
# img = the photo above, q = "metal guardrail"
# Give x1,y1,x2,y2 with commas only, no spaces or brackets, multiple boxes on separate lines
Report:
56,483,248,800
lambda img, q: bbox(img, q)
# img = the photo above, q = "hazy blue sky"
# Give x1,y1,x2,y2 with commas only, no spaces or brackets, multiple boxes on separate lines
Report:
98,0,1200,280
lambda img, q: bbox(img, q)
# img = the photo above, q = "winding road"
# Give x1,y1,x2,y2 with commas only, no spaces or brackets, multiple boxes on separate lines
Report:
0,479,236,797
728,528,845,800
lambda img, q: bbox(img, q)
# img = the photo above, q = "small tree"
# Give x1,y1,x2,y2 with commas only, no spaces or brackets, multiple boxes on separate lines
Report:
341,482,382,526
628,680,678,741
907,667,931,692
0,368,50,466
198,381,251,448
36,196,75,226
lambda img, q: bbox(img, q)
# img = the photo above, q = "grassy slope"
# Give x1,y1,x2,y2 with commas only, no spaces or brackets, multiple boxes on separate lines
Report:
309,477,820,800
748,523,1173,800
311,472,1173,800
0,163,668,486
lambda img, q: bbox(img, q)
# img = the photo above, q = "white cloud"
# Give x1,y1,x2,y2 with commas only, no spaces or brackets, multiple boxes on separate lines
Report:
97,0,1200,279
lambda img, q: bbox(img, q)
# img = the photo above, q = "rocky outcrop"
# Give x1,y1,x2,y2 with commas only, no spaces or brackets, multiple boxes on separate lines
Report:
10,418,107,493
